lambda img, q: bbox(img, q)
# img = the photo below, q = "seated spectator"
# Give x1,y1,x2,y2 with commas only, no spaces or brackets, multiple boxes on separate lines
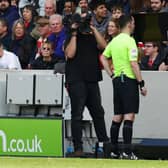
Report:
90,0,111,35
35,16,51,58
0,41,21,69
21,5,37,35
48,14,66,61
0,18,12,50
140,41,166,70
144,0,167,12
9,19,36,69
111,4,124,19
31,40,58,69
0,0,19,32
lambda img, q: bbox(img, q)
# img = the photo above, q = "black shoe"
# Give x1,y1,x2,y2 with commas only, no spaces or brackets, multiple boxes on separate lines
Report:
110,152,120,159
68,150,85,158
120,152,138,160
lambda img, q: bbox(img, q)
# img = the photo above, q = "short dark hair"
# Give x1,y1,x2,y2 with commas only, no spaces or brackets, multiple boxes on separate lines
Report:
118,14,133,29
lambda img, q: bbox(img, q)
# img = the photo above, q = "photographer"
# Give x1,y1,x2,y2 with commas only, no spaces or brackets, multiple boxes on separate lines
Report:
64,14,109,157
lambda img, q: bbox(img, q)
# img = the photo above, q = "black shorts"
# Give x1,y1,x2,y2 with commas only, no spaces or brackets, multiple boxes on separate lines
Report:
113,75,139,115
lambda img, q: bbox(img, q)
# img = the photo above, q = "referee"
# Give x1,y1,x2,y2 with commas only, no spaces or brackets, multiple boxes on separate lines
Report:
101,15,147,159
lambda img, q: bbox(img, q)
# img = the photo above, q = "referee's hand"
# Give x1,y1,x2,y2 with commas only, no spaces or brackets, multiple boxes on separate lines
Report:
140,87,147,96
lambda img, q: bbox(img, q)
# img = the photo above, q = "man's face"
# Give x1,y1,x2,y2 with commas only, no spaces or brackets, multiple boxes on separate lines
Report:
49,18,63,34
45,2,56,17
150,0,163,12
79,0,88,12
94,4,107,18
0,0,9,11
37,23,50,37
144,42,158,56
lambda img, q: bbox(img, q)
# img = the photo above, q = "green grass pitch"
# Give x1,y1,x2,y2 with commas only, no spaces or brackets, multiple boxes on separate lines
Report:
1,157,168,168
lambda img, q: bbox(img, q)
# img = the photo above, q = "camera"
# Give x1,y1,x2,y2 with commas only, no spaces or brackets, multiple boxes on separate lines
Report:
63,13,92,34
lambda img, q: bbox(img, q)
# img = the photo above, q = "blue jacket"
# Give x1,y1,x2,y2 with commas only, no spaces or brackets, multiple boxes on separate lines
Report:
48,28,67,60
0,6,20,32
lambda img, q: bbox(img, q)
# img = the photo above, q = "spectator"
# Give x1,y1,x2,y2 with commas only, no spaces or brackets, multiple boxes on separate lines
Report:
140,41,166,70
144,0,167,12
76,0,89,13
48,14,66,61
104,18,120,42
31,40,58,69
0,0,19,32
21,5,37,35
63,0,76,16
0,40,21,69
90,0,111,35
35,16,51,58
9,19,36,69
0,18,11,50
44,0,56,17
18,0,44,16
111,4,124,19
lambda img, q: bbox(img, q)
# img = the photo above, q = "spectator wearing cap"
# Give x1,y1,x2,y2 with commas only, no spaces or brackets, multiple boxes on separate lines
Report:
90,0,111,35
48,14,66,61
0,0,19,32
0,18,12,50
35,16,51,58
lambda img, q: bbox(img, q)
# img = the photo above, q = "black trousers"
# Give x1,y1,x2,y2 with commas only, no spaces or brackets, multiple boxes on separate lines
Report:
68,81,109,151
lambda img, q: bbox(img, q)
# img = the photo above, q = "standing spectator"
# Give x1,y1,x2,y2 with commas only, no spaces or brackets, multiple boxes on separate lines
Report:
102,15,147,159
48,14,66,61
9,19,36,69
64,16,109,157
0,40,21,69
31,40,57,69
0,18,11,50
0,0,19,32
140,41,166,70
90,0,111,35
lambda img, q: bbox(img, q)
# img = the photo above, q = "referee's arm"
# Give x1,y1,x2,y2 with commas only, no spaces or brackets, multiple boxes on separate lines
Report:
131,61,147,96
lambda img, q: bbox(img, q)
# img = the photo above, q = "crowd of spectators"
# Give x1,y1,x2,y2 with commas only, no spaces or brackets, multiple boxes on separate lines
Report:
0,0,168,71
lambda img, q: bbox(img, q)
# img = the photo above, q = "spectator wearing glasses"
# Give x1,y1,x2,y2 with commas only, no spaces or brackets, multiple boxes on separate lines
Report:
31,40,58,69
140,41,166,70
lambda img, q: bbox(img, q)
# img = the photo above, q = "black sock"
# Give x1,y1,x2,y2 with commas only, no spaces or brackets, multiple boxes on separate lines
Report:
110,121,121,153
123,120,133,154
